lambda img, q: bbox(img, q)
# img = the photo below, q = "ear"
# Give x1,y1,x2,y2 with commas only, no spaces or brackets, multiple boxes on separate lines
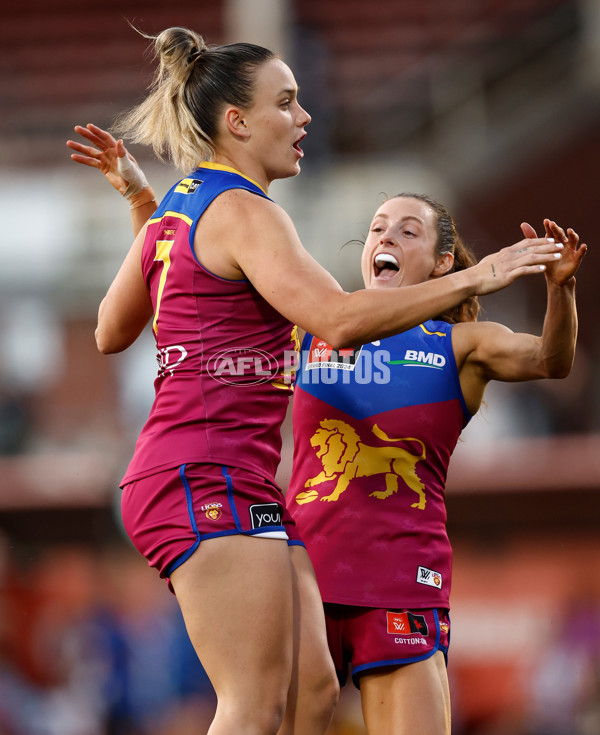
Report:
223,107,250,139
430,251,454,278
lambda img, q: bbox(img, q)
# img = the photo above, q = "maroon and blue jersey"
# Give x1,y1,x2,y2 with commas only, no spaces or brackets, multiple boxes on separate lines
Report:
122,163,296,486
287,321,471,609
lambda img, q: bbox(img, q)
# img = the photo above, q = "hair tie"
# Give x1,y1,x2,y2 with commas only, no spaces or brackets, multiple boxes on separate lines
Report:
187,48,205,65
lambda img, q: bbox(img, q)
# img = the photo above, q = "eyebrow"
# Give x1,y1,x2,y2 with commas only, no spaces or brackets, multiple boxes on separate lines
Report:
372,214,424,225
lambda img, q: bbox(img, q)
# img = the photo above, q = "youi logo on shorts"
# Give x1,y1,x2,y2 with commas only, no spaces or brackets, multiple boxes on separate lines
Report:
389,350,446,369
249,503,283,529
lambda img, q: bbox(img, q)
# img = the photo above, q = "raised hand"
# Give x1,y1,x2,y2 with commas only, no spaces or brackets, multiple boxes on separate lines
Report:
473,236,565,296
521,219,586,286
66,123,149,197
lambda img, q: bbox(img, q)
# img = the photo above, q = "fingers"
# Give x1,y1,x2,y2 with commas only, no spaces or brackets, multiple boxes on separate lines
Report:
83,122,117,146
512,237,563,256
66,138,104,169
70,123,117,152
66,139,100,157
72,125,103,149
545,219,568,245
543,219,583,251
525,238,564,266
520,222,537,238
565,227,580,249
67,153,100,169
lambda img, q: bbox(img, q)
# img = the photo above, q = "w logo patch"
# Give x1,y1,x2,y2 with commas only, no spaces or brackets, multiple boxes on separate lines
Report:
386,611,429,636
417,565,443,589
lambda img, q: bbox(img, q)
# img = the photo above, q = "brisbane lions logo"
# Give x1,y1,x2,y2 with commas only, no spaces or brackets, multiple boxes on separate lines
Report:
295,419,427,508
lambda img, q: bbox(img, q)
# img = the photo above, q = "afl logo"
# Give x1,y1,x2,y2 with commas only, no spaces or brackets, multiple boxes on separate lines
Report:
207,348,279,386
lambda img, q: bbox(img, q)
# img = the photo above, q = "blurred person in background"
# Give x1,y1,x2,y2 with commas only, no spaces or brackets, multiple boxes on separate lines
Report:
67,26,568,735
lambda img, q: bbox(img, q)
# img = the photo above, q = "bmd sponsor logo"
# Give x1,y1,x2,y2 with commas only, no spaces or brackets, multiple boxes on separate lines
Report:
389,350,446,369
207,348,279,385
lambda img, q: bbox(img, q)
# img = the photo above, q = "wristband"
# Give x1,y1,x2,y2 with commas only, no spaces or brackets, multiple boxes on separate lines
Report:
128,187,157,210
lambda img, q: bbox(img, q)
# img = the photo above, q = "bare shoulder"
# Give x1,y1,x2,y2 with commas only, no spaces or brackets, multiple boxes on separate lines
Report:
195,187,302,279
206,187,292,229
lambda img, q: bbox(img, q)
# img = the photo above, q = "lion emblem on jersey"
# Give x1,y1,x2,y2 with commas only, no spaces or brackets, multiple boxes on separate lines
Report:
295,419,427,508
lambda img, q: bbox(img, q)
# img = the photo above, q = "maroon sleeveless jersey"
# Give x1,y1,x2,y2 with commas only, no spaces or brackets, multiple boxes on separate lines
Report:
122,163,296,486
287,322,471,609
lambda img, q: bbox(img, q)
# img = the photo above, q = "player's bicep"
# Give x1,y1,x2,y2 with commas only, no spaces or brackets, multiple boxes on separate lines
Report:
96,227,153,353
466,322,544,382
232,198,345,335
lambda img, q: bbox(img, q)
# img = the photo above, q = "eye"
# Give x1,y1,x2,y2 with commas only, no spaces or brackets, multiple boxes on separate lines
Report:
280,99,291,109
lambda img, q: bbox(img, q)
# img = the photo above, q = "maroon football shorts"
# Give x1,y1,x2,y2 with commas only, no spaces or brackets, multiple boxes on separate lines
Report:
324,603,450,687
121,463,303,582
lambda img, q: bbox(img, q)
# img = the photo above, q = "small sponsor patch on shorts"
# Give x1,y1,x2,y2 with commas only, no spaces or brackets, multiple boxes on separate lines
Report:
416,565,443,589
386,610,429,636
249,502,283,529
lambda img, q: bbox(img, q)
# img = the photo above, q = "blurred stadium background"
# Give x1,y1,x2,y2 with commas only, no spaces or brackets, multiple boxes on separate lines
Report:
1,0,600,733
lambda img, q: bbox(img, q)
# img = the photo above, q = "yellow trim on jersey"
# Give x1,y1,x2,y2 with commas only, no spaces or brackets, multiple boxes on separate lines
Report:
271,378,294,392
419,324,447,337
152,240,174,335
198,162,268,195
148,211,194,226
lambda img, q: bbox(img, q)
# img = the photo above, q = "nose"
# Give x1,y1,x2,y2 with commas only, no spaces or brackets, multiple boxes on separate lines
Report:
379,227,394,245
297,103,311,127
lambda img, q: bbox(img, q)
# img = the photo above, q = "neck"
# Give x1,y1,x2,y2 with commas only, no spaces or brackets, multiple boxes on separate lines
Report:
210,152,270,194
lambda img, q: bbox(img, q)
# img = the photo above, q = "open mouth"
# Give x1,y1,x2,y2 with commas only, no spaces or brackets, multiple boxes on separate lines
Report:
293,133,306,157
374,252,400,278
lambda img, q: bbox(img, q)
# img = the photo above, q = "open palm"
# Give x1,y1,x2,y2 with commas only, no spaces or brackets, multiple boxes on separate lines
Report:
521,219,586,285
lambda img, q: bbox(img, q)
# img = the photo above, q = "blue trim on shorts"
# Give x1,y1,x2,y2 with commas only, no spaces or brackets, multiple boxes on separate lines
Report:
351,609,443,688
222,465,243,531
165,464,202,576
163,464,293,579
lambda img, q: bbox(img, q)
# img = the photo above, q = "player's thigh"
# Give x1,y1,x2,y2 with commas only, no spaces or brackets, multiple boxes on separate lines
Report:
289,545,338,688
360,651,450,735
170,534,294,696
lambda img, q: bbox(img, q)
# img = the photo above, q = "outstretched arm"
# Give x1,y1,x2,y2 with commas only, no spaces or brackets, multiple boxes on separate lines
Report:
217,191,567,349
455,219,586,412
66,123,157,236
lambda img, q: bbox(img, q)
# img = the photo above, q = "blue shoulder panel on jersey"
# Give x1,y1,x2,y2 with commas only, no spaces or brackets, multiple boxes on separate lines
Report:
296,321,469,420
154,166,271,223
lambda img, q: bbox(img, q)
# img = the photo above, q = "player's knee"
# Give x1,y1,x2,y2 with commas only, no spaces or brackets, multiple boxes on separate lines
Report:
311,665,340,721
217,693,287,735
256,694,287,735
